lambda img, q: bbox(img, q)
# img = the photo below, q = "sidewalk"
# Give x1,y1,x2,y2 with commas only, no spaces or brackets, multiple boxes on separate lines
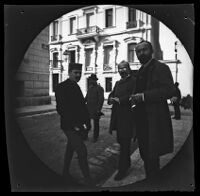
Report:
15,101,191,118
15,101,112,117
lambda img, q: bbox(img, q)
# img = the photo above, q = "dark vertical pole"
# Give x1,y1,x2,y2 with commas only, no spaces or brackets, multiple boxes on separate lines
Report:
175,41,178,83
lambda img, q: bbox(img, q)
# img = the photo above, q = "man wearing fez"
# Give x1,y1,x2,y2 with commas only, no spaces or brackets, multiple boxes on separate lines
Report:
55,63,93,186
85,74,104,143
130,40,175,180
108,60,136,181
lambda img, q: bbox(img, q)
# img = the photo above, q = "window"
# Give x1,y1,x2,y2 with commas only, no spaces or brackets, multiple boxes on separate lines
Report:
86,13,94,28
52,21,58,40
53,52,58,68
129,8,136,22
68,50,76,63
103,45,113,71
85,48,93,70
105,77,112,92
70,17,76,34
53,74,59,92
105,9,113,27
128,43,136,63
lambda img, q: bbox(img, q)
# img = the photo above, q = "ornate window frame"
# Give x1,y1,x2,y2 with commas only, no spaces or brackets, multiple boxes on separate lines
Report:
83,40,96,73
68,15,78,35
124,36,142,69
102,39,118,73
103,6,116,28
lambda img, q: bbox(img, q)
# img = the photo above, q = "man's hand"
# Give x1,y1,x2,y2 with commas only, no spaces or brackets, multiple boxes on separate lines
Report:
74,126,80,131
111,97,120,104
171,96,178,104
130,93,144,104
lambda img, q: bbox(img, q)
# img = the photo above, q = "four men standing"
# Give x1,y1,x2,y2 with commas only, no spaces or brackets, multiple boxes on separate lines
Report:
55,40,176,185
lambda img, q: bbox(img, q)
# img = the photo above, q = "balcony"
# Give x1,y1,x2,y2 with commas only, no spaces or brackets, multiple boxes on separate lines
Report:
126,21,137,29
50,35,62,42
126,20,145,29
51,35,57,42
76,26,101,41
103,64,113,72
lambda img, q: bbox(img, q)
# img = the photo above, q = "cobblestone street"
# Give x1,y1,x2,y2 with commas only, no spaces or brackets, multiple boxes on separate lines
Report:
16,105,193,190
16,108,134,185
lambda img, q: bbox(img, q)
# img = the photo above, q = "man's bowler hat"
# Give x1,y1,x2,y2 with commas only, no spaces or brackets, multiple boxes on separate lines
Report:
88,74,98,81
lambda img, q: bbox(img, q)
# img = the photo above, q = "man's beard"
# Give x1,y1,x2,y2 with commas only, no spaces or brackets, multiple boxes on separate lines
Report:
138,55,151,64
120,72,128,78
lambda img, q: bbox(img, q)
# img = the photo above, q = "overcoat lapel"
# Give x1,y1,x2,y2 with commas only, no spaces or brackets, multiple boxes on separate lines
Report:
146,59,156,89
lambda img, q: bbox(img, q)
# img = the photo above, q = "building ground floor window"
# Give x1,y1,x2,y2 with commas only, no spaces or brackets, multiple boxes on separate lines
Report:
52,73,59,92
105,77,112,93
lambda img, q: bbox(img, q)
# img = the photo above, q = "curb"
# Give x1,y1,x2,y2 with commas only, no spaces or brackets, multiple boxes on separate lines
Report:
16,108,57,117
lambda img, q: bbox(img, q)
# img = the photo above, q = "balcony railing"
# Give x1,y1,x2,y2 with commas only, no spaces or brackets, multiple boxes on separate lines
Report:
126,21,137,29
103,64,113,72
51,35,62,42
77,26,101,36
126,20,145,29
51,35,57,42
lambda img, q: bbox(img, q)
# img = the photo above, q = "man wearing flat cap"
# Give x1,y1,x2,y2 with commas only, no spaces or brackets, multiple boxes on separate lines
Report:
85,74,104,142
55,63,93,186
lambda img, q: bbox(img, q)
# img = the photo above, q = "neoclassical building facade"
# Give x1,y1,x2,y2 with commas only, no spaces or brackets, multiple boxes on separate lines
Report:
48,5,163,98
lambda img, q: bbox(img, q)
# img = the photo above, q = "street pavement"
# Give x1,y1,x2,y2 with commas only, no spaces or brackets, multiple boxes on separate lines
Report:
101,112,193,189
15,102,193,190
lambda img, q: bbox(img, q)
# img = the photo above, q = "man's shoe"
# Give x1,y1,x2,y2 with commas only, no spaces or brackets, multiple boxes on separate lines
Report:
114,171,128,181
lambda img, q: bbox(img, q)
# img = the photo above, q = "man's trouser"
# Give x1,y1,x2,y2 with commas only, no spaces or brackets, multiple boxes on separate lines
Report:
118,138,132,173
174,104,181,119
93,118,100,141
63,130,90,179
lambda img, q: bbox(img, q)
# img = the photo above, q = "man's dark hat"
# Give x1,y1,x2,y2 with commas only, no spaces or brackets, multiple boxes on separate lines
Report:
68,63,82,71
88,74,98,81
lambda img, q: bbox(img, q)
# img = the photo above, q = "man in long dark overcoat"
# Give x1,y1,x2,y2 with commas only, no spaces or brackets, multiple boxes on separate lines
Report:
55,63,93,186
130,40,175,179
85,74,104,142
108,60,136,181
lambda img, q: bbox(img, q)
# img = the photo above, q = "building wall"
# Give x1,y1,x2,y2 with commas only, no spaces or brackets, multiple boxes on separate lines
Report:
15,26,51,107
49,5,161,98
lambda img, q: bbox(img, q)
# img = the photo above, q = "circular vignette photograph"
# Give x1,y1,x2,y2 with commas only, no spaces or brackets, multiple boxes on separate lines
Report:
5,4,194,192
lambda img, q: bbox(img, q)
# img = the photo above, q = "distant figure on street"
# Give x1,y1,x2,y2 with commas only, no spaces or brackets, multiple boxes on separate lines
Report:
55,63,93,186
129,40,175,180
108,60,136,181
85,74,104,143
171,82,181,120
